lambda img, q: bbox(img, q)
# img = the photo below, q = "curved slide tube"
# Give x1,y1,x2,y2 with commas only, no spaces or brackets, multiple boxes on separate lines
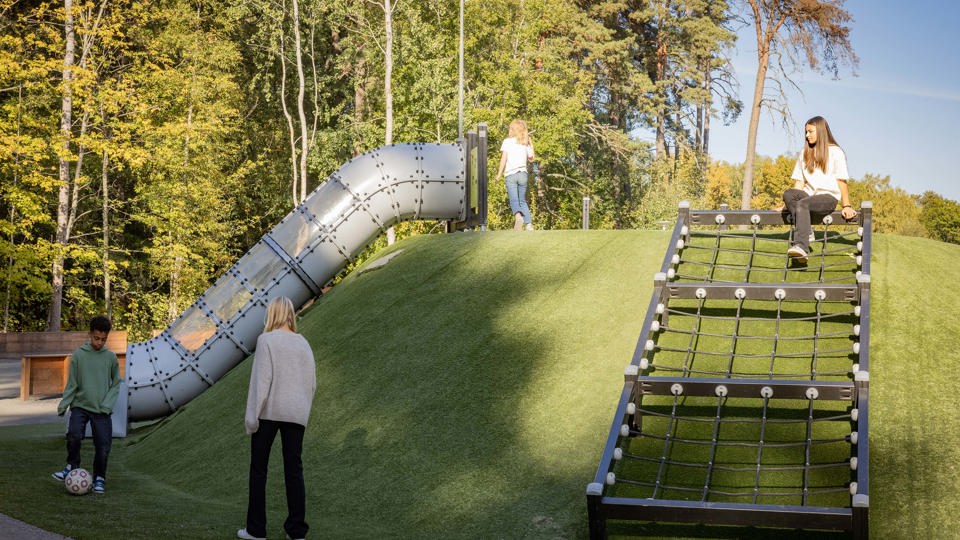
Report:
125,142,470,421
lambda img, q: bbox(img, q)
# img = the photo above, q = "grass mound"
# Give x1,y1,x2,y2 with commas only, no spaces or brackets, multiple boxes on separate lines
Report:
131,229,661,538
2,231,960,539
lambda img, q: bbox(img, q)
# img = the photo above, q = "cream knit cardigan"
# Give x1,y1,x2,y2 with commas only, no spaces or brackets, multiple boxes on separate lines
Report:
244,329,317,434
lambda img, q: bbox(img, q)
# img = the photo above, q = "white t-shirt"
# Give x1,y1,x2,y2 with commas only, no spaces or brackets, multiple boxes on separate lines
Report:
791,145,849,199
500,137,534,176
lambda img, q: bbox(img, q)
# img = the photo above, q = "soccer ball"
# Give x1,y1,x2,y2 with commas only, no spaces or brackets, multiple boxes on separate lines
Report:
64,468,92,495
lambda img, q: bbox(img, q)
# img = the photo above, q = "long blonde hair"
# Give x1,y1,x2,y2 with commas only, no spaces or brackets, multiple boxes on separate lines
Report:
508,119,530,146
264,296,297,333
803,116,840,174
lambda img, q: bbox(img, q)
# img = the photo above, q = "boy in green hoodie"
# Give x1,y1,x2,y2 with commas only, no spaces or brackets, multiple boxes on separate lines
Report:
51,315,121,494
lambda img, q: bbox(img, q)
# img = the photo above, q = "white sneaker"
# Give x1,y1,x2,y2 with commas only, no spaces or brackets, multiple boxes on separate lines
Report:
52,464,72,481
513,214,523,231
525,223,534,231
237,529,265,540
809,232,816,243
787,245,808,263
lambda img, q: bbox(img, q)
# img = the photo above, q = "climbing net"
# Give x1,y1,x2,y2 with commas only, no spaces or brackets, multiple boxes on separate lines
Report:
646,295,860,380
588,204,871,539
673,213,865,285
615,393,856,507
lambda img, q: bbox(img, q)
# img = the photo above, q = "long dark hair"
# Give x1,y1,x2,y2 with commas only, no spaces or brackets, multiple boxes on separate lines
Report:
803,116,840,174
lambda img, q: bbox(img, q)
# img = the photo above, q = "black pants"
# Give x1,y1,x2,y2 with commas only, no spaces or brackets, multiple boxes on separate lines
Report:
66,407,112,479
246,419,308,539
783,188,838,252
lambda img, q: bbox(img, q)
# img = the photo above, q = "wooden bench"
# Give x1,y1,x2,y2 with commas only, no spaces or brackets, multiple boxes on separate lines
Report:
20,352,126,400
7,331,128,400
20,352,127,400
1,331,127,360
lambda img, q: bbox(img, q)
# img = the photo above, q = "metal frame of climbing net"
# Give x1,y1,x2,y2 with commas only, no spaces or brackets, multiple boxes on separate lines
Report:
587,202,872,538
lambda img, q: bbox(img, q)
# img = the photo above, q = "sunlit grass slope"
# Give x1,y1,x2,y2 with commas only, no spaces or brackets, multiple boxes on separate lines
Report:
124,229,667,539
2,231,960,539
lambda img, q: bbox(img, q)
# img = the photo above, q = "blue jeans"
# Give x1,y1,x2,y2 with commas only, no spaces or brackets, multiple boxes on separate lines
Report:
505,172,531,224
66,407,112,479
246,420,308,539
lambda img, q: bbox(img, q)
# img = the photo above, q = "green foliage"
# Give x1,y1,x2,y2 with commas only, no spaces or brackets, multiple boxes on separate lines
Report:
919,191,960,245
631,152,706,228
751,154,795,209
702,159,740,209
0,0,952,334
845,174,926,238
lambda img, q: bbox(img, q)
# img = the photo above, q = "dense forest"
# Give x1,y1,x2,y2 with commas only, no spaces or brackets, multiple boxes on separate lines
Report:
1,0,958,336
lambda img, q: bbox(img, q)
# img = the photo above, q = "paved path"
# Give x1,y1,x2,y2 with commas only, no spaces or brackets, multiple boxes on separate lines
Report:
0,514,72,540
0,359,73,539
0,359,62,426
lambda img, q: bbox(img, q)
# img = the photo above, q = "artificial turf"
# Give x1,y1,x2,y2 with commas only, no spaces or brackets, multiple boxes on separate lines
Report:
0,230,958,539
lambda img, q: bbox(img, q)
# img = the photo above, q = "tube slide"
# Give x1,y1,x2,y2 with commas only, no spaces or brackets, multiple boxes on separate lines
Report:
125,142,469,421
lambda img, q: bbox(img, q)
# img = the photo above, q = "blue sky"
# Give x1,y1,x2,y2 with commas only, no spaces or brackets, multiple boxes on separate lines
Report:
699,1,960,201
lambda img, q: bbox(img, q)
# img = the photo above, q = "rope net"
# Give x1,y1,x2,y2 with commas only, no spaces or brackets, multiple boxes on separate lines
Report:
614,394,855,507
593,208,870,535
675,222,863,284
648,296,858,380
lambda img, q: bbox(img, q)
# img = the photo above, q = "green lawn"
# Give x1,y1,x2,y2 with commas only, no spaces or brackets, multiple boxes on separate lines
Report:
1,231,958,539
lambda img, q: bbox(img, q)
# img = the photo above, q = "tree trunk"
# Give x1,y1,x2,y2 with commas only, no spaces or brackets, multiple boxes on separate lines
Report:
309,22,320,152
673,85,683,164
99,98,111,317
168,247,181,322
49,0,76,332
384,0,395,245
653,1,669,159
353,58,366,156
695,102,702,153
740,49,769,210
457,0,464,138
702,65,711,155
168,100,194,323
4,84,23,332
654,66,668,158
67,110,90,236
102,147,111,318
278,28,299,205
696,57,706,154
384,0,393,146
291,0,309,202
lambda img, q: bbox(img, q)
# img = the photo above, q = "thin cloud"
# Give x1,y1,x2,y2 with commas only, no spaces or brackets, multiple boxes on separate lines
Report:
808,77,960,103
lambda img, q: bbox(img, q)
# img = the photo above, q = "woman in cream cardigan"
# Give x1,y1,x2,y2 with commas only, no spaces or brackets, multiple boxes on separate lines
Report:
238,296,316,540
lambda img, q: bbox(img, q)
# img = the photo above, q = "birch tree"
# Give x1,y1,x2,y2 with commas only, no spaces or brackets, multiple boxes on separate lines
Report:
291,0,309,202
49,0,76,331
736,0,856,210
383,0,396,243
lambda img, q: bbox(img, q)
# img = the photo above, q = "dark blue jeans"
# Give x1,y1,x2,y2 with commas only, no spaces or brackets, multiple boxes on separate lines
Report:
66,407,112,479
246,420,308,539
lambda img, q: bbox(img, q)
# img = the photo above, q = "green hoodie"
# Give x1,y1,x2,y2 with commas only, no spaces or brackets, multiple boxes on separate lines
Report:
58,342,121,416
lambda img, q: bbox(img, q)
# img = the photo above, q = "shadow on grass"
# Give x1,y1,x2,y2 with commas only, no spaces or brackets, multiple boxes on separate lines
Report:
112,230,663,539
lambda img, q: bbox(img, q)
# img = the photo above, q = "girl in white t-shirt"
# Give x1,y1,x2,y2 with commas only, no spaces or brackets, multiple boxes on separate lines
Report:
495,119,535,230
782,116,857,262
